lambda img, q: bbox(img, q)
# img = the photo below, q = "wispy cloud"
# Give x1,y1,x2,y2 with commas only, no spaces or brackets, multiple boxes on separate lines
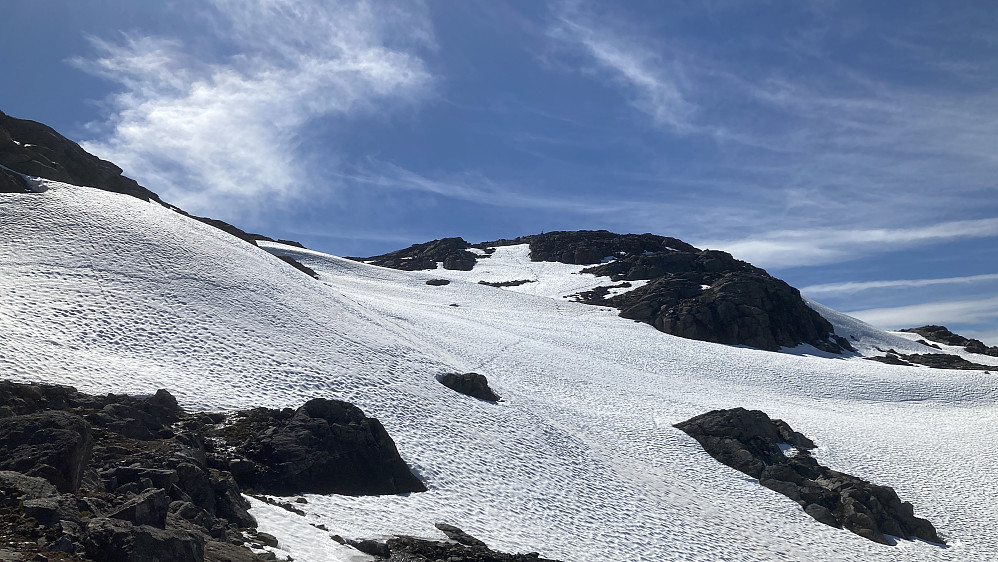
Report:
802,273,998,296
847,296,998,331
73,0,433,218
701,218,998,268
548,6,696,132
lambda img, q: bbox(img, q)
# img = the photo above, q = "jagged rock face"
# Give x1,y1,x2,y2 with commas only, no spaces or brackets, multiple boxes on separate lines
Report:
358,237,478,271
901,325,998,357
217,398,427,495
675,408,943,545
0,110,161,202
867,352,994,370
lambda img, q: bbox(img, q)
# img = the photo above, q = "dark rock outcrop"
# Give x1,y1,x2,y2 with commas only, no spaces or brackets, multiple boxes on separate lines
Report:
901,325,998,357
342,523,561,561
867,352,993,371
369,230,850,353
0,110,162,202
675,408,943,545
426,278,451,286
277,255,318,278
214,398,426,495
0,380,424,560
356,237,478,271
437,373,502,402
0,167,29,192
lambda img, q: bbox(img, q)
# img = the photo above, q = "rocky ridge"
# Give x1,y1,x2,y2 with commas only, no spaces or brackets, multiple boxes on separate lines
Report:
675,408,943,546
360,231,853,353
900,325,998,357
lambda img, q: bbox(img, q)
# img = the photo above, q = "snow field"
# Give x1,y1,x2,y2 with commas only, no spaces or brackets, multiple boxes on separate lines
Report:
2,181,997,561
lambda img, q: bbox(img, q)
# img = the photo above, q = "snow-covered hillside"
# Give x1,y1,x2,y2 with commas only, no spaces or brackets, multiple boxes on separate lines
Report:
3,179,997,561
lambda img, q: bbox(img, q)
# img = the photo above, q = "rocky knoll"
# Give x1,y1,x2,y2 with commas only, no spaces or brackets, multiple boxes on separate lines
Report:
356,237,479,271
901,325,998,357
675,408,943,545
0,380,425,561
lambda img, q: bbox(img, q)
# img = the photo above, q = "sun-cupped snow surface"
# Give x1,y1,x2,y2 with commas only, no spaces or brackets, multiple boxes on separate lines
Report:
3,182,998,561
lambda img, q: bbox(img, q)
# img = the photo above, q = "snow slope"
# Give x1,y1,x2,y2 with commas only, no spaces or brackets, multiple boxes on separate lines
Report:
3,180,998,561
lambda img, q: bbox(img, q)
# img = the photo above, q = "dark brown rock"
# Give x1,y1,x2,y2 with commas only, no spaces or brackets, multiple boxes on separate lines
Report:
0,167,29,192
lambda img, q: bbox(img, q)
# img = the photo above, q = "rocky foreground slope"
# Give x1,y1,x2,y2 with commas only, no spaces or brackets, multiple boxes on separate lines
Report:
359,232,855,353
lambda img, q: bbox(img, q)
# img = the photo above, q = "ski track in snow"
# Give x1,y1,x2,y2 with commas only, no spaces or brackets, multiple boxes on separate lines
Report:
2,181,997,561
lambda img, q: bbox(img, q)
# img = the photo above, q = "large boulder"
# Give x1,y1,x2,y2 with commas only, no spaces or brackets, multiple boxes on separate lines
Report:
222,398,426,495
0,411,93,492
675,408,943,545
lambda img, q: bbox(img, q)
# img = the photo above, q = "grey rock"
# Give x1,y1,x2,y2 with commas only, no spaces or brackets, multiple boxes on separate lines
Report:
83,517,204,562
0,411,93,492
0,471,58,500
109,488,170,528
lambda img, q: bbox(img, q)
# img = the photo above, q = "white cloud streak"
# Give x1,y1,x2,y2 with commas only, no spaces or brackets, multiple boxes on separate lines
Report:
702,218,998,268
73,0,433,217
549,8,696,132
802,273,998,296
847,296,998,331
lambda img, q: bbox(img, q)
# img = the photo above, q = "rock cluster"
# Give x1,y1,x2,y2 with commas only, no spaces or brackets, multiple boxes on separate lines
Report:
675,408,943,545
437,373,502,402
357,237,479,271
338,523,560,561
0,380,425,561
901,325,998,357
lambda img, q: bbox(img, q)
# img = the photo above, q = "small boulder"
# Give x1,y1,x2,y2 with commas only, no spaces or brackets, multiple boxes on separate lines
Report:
426,278,451,286
437,373,501,402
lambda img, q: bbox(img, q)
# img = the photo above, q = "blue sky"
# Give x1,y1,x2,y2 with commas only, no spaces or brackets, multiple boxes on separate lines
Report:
3,1,998,344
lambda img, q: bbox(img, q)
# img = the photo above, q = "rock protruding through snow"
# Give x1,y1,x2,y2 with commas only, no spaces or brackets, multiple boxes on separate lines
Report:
213,398,427,496
900,325,998,357
338,523,561,561
437,373,502,402
675,408,944,546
